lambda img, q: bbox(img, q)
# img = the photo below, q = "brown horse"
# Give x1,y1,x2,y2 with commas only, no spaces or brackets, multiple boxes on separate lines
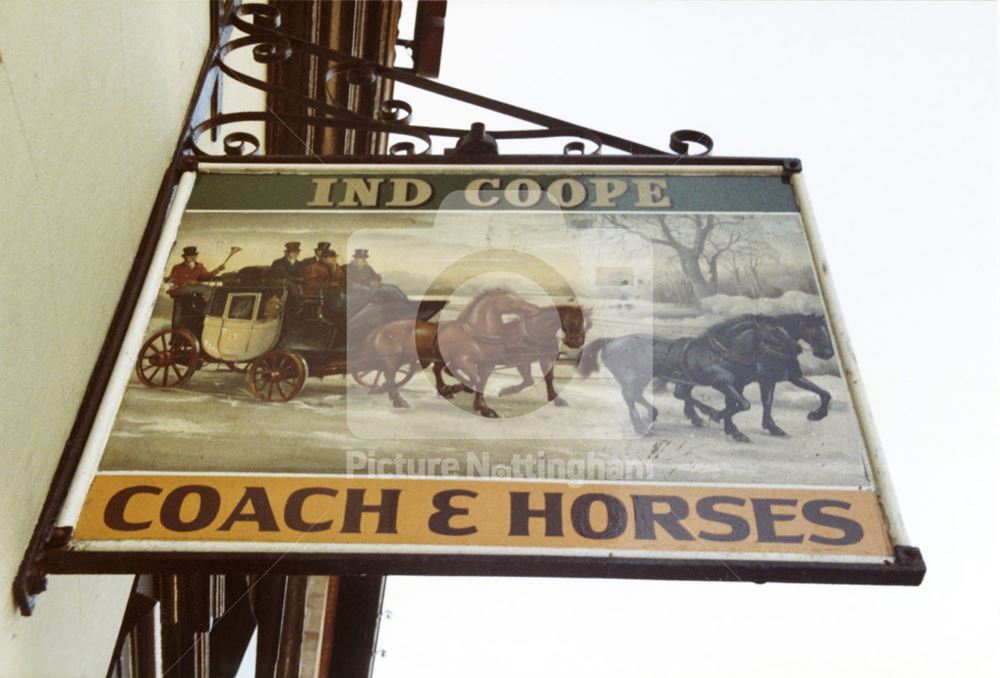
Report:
361,289,541,415
438,304,590,407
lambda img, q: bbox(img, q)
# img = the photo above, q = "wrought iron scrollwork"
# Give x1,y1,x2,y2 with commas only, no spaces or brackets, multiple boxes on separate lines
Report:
186,2,714,159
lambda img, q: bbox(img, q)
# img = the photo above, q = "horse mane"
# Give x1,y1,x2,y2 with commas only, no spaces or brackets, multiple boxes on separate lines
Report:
770,312,826,336
706,314,759,338
706,314,802,353
759,320,802,355
457,287,512,322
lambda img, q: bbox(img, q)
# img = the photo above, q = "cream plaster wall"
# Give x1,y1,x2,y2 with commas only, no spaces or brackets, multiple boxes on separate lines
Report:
0,2,209,675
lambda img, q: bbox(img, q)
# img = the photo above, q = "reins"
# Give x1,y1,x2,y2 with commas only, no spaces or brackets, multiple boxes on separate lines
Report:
458,318,506,343
706,318,800,365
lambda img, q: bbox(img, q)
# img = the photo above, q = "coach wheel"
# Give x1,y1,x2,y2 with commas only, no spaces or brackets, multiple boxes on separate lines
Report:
135,328,199,388
248,350,308,402
351,362,419,392
351,368,382,389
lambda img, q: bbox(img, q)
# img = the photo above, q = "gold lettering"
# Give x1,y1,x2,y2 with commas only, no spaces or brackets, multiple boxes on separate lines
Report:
635,179,671,208
546,178,587,208
341,178,385,207
466,178,501,207
590,178,628,207
505,178,543,208
385,178,433,207
306,178,339,207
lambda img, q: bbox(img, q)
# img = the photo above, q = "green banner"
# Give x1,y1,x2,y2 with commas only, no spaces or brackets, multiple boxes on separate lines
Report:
188,169,798,213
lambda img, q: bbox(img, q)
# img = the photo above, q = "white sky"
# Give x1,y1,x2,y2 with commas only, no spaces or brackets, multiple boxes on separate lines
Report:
372,2,1000,677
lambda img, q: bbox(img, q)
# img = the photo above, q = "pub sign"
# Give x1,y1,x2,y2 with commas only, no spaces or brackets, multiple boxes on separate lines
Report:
44,162,923,584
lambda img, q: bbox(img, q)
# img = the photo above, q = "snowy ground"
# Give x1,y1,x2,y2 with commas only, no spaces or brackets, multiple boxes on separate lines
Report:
102,364,872,487
103,291,873,487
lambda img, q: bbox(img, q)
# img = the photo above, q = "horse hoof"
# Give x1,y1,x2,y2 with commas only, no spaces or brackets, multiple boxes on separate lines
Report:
731,432,750,443
498,386,517,397
553,397,568,407
767,427,787,437
807,410,827,421
438,390,454,400
392,400,410,409
480,409,499,419
651,408,659,422
689,417,704,428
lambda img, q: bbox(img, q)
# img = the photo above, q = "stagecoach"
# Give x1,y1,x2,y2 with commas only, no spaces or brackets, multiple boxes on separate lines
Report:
134,272,445,402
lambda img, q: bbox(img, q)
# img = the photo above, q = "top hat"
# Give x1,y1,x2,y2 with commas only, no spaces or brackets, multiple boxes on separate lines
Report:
320,249,339,259
284,242,301,253
314,241,331,252
181,246,199,257
353,248,370,259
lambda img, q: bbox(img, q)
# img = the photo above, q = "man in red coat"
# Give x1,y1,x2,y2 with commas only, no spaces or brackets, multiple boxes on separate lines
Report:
167,246,225,329
303,248,345,295
167,246,225,296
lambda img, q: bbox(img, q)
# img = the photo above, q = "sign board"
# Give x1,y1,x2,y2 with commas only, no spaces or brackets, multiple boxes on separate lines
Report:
46,162,923,584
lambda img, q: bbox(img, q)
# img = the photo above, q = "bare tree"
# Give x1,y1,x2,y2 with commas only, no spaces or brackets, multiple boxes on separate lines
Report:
602,214,746,299
702,227,746,290
722,240,776,298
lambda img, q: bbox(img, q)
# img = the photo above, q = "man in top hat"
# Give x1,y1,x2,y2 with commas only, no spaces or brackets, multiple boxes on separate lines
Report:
343,248,382,288
270,241,304,283
167,246,226,330
303,248,345,295
167,246,225,297
301,241,332,267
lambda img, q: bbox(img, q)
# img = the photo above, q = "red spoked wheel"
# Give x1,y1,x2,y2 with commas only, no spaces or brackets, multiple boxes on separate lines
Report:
135,328,200,388
351,362,420,393
247,350,308,402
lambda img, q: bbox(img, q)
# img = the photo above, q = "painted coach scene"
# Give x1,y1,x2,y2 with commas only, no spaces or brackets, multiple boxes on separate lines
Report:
100,209,873,487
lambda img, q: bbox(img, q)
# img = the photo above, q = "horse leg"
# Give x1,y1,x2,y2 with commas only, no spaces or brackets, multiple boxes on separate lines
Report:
620,386,649,435
620,376,655,435
691,394,722,421
435,359,473,397
368,371,386,395
635,392,657,422
442,362,475,396
759,379,786,436
382,361,409,409
472,362,499,418
715,384,751,442
790,375,832,421
674,383,703,427
444,352,485,409
445,363,474,394
677,384,723,423
498,363,534,397
539,358,568,407
433,361,455,399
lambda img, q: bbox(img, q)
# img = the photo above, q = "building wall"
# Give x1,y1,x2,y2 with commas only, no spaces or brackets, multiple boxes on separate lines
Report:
0,2,209,674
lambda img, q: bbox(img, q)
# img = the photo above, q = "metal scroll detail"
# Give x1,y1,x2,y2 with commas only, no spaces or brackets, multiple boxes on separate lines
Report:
186,2,713,159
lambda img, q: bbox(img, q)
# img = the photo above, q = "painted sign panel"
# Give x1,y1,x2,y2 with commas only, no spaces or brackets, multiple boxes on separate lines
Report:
53,163,921,584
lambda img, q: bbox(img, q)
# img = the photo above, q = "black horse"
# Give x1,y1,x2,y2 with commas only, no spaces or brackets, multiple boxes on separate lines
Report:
577,314,835,441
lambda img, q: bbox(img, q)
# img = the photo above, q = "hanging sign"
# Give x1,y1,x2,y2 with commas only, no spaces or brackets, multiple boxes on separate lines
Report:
46,162,923,584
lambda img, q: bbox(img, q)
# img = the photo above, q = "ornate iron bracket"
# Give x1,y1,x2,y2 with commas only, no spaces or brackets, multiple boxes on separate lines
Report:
186,2,714,160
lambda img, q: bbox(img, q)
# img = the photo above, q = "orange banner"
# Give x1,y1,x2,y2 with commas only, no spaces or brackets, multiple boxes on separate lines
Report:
75,474,892,558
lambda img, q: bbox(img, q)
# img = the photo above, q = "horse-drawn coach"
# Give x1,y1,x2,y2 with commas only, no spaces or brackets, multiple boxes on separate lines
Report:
134,268,445,402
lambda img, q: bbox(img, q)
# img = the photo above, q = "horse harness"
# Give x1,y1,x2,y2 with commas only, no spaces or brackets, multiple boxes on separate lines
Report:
457,318,507,344
706,319,800,365
667,319,800,385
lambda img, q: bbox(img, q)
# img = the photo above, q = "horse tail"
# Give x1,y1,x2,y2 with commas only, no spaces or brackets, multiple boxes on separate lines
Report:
577,337,613,378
